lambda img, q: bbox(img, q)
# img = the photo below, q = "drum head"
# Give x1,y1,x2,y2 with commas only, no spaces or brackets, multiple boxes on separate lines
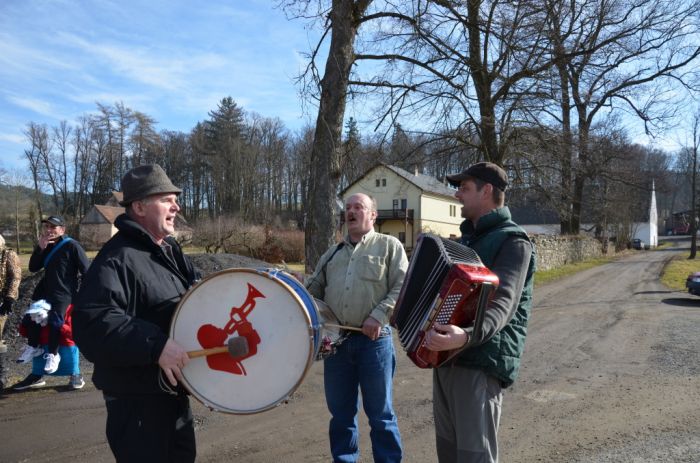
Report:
171,268,314,414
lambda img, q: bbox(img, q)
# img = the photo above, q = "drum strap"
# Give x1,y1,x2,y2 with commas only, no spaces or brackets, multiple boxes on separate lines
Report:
322,243,345,282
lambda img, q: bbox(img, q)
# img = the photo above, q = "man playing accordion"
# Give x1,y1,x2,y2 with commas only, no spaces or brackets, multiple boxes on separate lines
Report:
424,162,536,463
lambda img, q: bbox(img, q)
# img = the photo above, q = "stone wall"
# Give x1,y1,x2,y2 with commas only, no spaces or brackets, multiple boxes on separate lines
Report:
531,235,607,271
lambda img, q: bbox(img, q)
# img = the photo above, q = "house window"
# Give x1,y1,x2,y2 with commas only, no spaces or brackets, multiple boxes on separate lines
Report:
393,199,399,210
376,179,381,187
401,198,407,209
449,205,457,217
399,232,406,243
382,178,387,187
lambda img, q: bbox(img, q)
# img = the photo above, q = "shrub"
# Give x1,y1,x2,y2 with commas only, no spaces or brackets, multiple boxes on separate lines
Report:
192,217,305,264
277,229,305,263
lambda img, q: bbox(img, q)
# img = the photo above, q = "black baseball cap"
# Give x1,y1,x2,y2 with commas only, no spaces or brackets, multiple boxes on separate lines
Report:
41,215,65,227
446,162,508,192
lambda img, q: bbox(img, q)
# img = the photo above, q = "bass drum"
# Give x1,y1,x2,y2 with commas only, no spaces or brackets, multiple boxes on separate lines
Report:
170,268,317,414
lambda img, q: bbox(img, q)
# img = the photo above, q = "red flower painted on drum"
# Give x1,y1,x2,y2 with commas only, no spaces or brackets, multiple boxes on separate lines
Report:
196,282,264,375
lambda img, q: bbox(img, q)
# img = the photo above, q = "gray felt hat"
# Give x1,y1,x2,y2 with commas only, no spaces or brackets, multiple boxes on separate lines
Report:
119,164,182,206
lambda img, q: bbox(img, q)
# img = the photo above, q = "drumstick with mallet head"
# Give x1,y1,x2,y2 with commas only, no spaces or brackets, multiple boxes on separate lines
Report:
323,323,364,332
187,336,249,359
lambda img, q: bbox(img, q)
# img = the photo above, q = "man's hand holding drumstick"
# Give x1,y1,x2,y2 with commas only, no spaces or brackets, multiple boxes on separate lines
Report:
158,339,190,387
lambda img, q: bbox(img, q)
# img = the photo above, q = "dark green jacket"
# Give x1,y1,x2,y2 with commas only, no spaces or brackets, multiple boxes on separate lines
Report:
453,206,536,387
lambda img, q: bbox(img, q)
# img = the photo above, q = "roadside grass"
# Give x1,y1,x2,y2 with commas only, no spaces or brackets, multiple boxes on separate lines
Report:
534,241,677,287
281,262,305,273
660,255,700,291
534,256,616,287
17,254,30,272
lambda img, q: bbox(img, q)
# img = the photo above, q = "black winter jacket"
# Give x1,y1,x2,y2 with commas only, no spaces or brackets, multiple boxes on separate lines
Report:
29,235,89,316
72,214,199,395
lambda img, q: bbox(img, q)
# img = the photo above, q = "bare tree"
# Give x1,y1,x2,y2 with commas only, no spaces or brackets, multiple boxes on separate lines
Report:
292,0,699,238
94,103,119,189
5,170,31,252
114,102,135,178
689,110,700,259
23,122,52,224
51,121,72,217
245,114,289,221
542,0,700,233
327,1,558,166
72,115,98,217
285,0,373,269
287,125,315,225
130,111,159,166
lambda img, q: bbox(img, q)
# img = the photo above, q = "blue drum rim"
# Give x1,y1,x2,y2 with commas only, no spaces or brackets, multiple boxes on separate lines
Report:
260,268,321,353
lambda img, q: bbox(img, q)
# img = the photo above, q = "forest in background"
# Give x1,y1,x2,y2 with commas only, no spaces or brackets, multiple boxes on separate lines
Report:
0,98,693,249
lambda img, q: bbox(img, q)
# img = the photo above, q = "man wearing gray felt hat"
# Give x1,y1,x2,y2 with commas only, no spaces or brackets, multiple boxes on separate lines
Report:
73,163,202,462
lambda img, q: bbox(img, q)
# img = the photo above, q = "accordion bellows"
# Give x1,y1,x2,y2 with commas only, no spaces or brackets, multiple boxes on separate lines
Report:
390,233,499,368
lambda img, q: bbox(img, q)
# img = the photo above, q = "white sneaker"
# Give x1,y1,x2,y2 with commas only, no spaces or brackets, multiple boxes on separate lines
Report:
43,352,61,374
16,345,44,364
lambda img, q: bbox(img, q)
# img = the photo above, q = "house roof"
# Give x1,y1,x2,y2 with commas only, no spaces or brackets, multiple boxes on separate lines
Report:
342,163,457,200
386,164,457,198
93,205,125,223
112,191,124,202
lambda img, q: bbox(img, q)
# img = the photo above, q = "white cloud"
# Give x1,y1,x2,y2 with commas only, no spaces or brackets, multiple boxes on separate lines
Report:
0,0,316,141
57,33,187,92
0,33,78,80
6,96,63,120
0,133,24,144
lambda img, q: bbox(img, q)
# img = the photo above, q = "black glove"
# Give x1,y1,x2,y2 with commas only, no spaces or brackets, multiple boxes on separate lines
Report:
0,298,13,316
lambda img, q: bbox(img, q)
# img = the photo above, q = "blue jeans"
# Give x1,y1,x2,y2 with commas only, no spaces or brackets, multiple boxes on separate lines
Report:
324,329,402,463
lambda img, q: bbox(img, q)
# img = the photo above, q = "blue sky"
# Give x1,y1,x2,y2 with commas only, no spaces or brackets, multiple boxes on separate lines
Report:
0,0,689,174
0,0,319,170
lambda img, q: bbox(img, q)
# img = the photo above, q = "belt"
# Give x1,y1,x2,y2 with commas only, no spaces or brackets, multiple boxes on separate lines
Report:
346,327,391,338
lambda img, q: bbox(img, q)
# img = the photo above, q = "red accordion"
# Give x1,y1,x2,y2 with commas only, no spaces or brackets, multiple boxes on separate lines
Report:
390,234,499,368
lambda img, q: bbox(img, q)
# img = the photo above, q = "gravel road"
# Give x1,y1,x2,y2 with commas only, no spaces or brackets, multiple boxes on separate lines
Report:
0,241,698,462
